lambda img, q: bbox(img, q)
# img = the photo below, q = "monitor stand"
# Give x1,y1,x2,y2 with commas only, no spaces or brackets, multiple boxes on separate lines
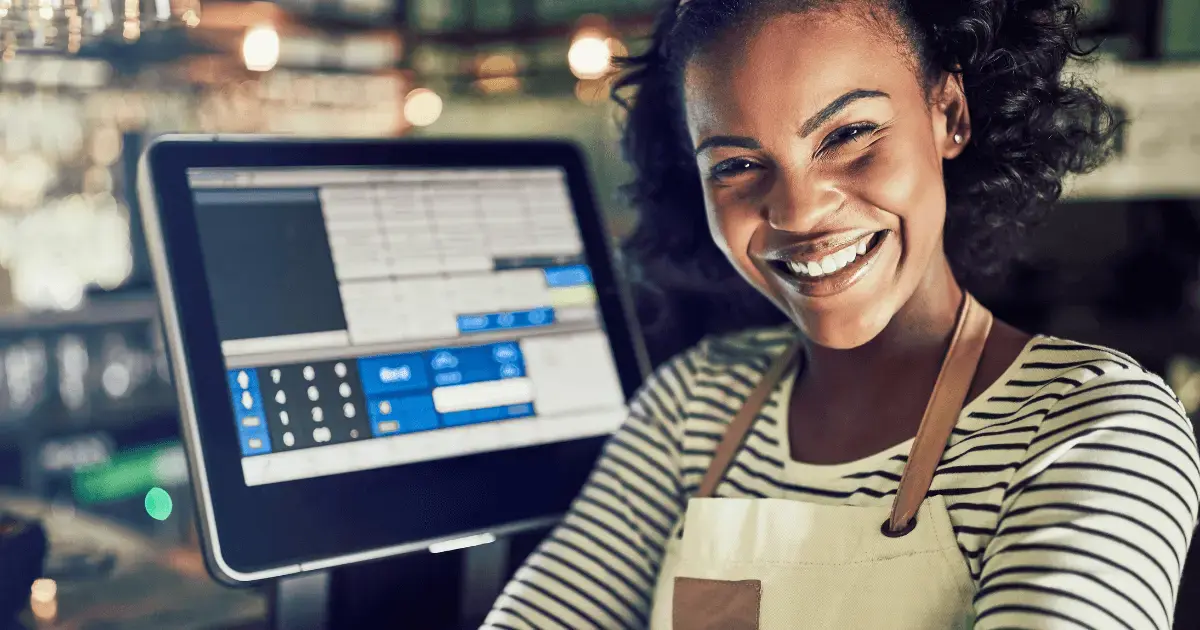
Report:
459,536,511,628
270,571,331,630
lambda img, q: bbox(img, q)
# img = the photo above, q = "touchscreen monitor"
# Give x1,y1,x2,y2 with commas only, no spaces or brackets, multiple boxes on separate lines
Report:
140,138,642,582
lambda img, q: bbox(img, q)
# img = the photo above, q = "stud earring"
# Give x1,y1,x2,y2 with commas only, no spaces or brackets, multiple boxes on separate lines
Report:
953,134,963,145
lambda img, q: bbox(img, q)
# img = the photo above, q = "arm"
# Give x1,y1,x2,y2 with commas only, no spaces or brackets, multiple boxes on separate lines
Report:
974,372,1200,630
482,352,695,629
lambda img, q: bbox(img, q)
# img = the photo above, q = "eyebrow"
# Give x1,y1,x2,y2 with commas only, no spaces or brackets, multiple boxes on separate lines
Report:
694,135,761,156
799,89,889,138
693,89,890,155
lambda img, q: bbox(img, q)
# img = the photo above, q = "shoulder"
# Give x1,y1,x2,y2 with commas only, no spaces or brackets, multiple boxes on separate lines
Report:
701,324,798,367
628,324,798,423
1010,336,1197,476
619,325,796,462
959,335,1196,478
1018,336,1182,412
1018,336,1146,379
642,324,798,387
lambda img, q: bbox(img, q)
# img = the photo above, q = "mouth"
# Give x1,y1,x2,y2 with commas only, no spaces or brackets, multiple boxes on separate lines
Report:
761,230,889,297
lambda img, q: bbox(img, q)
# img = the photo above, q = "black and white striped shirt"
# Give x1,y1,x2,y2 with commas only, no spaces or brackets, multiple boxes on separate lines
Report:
484,328,1200,630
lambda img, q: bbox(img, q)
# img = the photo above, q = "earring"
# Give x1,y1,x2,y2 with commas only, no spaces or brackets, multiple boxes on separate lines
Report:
953,134,963,144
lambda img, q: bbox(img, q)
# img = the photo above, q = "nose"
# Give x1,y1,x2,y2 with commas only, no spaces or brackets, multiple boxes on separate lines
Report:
764,170,846,234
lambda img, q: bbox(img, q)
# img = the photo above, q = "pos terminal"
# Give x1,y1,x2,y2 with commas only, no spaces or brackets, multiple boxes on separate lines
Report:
138,136,644,627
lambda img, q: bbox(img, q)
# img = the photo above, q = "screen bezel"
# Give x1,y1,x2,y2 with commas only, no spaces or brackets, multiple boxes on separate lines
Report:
141,136,644,583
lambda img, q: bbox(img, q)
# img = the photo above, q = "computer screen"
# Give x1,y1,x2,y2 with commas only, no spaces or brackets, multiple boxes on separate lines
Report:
186,166,627,488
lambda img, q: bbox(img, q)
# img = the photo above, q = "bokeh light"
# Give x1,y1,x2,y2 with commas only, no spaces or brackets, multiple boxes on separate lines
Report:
403,88,442,127
567,33,611,80
145,486,173,521
30,578,57,622
476,53,521,94
243,25,280,72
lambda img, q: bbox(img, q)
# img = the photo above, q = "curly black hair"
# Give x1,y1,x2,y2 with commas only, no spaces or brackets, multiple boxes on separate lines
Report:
612,0,1119,365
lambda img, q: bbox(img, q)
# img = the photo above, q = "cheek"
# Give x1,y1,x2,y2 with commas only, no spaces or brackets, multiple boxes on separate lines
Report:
707,203,768,276
858,138,946,239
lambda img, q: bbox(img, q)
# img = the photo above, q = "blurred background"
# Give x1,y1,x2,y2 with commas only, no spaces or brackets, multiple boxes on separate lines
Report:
0,0,1198,628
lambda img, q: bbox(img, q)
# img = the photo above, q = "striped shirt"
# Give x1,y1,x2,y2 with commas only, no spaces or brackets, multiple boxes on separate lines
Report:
484,327,1200,630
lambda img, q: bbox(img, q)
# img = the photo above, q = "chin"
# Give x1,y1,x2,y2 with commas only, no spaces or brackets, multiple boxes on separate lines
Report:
784,302,896,349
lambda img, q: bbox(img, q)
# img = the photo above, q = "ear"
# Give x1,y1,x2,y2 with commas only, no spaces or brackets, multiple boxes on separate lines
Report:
932,71,970,160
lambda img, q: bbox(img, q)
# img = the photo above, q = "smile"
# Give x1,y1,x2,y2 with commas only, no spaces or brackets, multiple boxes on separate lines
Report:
762,230,889,297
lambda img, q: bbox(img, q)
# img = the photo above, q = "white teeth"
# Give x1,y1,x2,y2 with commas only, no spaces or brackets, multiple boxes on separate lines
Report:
782,233,878,279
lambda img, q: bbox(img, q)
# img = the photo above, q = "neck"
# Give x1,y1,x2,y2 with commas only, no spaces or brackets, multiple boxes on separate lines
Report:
801,256,964,389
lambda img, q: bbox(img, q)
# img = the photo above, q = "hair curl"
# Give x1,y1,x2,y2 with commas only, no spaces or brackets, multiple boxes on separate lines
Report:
612,0,1119,365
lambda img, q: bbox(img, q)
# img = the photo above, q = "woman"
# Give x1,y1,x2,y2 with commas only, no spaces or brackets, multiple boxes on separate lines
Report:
486,0,1200,628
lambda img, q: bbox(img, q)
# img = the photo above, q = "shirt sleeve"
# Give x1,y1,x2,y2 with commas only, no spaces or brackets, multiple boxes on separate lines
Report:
482,349,696,630
974,371,1200,630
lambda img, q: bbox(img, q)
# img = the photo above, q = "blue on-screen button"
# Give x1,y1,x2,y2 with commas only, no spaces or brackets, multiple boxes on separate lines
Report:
358,354,429,395
456,307,556,335
493,343,519,363
458,315,489,331
543,265,592,288
435,371,463,386
369,395,439,435
499,363,522,378
441,402,536,427
431,351,459,370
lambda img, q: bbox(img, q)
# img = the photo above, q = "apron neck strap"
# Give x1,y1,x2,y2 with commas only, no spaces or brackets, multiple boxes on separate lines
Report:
694,293,995,528
696,340,803,498
886,292,992,532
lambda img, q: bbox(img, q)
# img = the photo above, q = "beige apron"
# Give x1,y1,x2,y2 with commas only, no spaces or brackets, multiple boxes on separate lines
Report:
649,294,993,630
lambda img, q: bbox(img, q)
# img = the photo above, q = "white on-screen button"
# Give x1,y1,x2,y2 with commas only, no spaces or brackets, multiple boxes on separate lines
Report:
431,377,533,413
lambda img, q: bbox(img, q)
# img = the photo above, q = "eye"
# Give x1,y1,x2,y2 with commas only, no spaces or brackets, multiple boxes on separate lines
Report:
709,158,763,184
819,123,879,154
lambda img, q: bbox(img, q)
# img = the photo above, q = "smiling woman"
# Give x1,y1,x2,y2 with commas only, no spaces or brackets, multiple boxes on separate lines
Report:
484,1,1200,629
624,1,1118,360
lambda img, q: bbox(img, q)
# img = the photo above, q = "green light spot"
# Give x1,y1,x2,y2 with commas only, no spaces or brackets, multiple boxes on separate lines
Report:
145,487,173,521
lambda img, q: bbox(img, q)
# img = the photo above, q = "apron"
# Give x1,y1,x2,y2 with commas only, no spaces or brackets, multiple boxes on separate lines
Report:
649,293,994,630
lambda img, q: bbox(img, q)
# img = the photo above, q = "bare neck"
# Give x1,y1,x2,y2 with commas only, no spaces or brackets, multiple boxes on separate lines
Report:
800,256,964,394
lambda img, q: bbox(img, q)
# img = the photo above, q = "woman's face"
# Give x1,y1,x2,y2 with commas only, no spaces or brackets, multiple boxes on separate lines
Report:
683,8,968,349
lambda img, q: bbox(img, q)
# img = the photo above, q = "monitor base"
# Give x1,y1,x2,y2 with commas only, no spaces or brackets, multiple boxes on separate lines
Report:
267,536,513,630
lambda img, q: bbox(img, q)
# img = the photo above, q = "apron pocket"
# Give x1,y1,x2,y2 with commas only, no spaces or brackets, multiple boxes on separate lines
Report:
672,577,761,630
